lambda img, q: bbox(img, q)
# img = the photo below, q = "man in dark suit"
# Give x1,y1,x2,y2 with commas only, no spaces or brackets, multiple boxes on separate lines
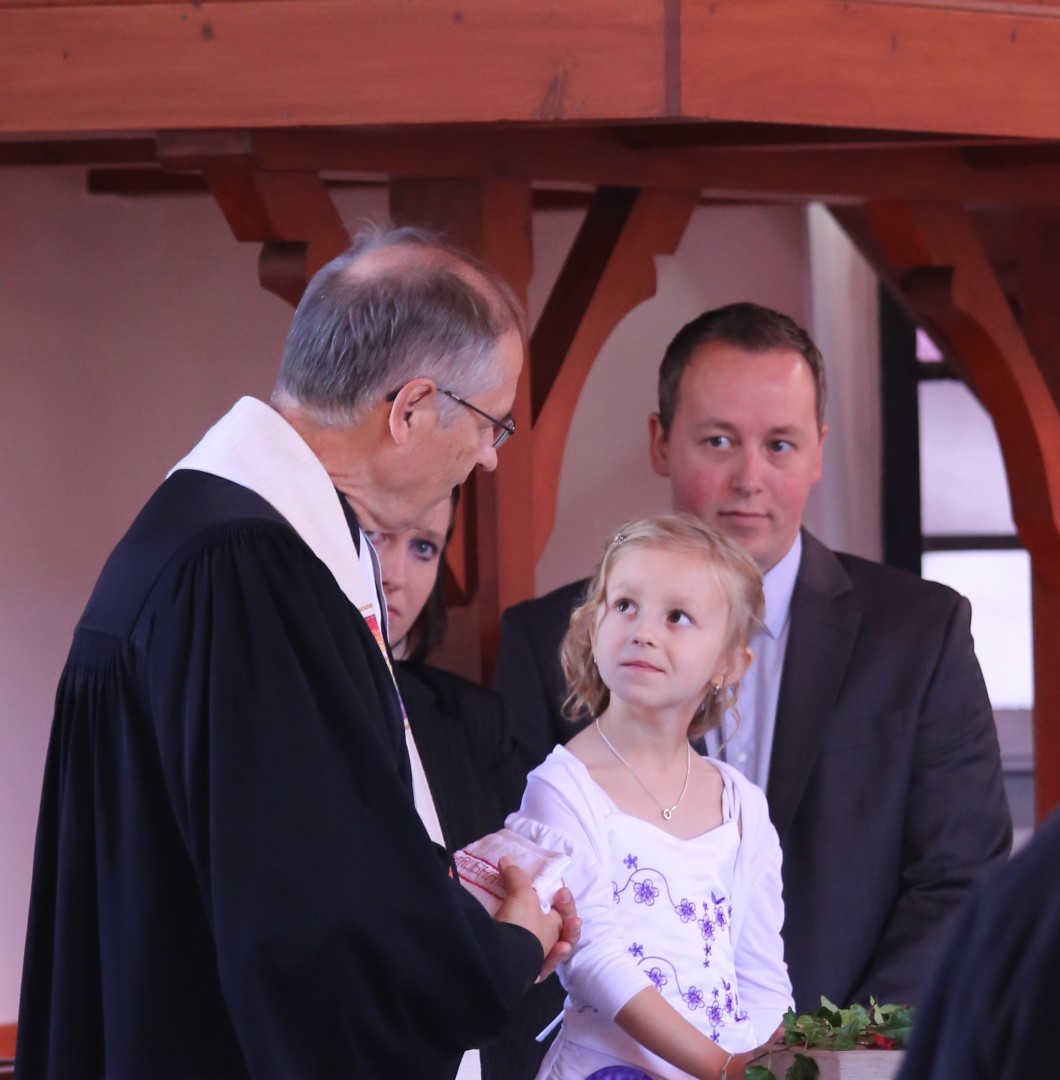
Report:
494,302,1012,1013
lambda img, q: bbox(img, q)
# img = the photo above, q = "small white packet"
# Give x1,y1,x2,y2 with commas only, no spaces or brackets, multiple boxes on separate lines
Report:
454,827,570,915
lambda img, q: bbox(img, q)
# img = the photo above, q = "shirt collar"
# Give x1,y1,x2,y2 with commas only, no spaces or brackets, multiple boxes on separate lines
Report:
759,531,802,639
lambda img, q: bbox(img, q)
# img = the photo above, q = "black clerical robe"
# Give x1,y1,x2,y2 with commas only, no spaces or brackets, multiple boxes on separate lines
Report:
16,470,541,1080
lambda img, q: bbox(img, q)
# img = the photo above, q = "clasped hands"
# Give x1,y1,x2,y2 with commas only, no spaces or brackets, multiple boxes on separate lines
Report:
494,857,581,981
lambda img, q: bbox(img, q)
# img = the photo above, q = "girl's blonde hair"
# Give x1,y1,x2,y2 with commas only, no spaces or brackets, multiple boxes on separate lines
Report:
560,513,765,740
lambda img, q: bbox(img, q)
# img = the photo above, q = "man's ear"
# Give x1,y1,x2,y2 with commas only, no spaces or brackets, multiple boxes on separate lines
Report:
387,379,437,446
648,413,671,477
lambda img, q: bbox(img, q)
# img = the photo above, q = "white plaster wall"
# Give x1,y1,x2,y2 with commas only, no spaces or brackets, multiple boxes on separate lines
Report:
805,203,882,562
0,171,878,1022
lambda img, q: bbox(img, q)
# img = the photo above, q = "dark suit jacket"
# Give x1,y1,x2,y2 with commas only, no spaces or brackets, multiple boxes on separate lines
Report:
396,661,566,1080
492,531,1012,1013
398,661,525,851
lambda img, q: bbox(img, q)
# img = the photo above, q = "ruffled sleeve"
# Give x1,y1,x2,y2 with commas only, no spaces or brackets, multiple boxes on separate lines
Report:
507,750,654,1022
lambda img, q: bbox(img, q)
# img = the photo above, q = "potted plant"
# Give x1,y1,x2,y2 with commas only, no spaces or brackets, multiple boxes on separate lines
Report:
747,998,914,1080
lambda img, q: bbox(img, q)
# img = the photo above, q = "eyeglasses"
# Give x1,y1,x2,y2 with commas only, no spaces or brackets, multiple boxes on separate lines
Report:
385,386,516,449
440,390,516,449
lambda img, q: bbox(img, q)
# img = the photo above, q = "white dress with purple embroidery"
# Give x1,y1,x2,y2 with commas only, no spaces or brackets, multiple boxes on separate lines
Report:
509,747,792,1080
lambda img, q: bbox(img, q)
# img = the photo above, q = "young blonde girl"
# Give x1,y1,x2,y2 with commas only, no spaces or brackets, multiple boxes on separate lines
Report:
509,514,792,1080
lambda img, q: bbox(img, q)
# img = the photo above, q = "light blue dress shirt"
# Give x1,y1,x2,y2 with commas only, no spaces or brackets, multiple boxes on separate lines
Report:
704,533,803,791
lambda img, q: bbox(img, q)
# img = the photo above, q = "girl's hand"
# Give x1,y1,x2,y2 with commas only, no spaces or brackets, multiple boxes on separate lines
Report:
726,1028,785,1079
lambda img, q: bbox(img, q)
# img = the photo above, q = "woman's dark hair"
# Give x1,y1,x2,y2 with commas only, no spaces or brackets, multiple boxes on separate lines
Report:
402,488,460,664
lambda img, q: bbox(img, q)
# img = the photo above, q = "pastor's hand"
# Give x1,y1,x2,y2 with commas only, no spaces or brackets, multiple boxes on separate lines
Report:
494,859,581,982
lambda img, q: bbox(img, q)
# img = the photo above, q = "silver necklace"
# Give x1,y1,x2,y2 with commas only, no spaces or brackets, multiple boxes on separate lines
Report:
595,718,692,821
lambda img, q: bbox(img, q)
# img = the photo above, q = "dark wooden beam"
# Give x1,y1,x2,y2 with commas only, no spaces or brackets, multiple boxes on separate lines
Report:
529,187,638,421
389,177,535,680
173,128,1060,209
0,137,155,166
530,186,699,561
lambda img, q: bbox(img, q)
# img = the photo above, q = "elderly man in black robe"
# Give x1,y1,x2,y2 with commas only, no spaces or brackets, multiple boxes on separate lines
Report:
15,226,578,1080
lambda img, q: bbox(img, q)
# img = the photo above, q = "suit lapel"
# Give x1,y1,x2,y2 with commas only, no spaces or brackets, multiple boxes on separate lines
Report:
766,532,861,840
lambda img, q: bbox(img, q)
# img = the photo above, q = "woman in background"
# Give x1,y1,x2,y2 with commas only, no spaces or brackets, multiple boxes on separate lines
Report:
367,491,565,1080
368,490,524,851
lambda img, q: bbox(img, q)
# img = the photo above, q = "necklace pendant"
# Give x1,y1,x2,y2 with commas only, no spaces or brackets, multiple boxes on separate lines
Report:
662,808,673,821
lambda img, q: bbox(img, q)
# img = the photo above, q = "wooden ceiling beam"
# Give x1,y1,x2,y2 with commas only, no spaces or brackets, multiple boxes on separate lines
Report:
5,1,1060,139
155,129,1060,209
681,0,1060,140
0,137,156,166
0,0,667,136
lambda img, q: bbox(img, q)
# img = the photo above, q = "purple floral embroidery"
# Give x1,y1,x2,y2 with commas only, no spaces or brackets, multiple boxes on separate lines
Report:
609,850,749,1040
722,977,749,1022
698,893,731,968
634,879,659,906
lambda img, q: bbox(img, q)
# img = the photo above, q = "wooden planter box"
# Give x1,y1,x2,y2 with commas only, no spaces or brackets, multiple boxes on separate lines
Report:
756,1046,905,1080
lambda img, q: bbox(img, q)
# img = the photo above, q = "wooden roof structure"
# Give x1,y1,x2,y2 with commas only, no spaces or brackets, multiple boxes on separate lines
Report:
4,0,1060,817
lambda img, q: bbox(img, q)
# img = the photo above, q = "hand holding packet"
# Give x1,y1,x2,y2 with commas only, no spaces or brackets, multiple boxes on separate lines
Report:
454,826,571,915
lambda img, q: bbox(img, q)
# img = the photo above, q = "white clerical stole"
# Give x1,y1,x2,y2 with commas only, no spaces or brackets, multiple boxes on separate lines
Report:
169,396,446,843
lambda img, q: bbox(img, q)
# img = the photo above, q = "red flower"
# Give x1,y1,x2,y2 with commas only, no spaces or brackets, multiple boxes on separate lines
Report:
872,1033,896,1050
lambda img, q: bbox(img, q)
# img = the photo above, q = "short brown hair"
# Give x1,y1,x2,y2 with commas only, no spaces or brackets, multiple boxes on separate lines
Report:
657,302,827,434
560,513,764,740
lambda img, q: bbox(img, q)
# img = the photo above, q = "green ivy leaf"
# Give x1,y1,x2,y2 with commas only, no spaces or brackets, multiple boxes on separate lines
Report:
782,1008,799,1041
779,998,915,1051
745,1065,777,1080
877,1004,915,1048
785,1052,821,1080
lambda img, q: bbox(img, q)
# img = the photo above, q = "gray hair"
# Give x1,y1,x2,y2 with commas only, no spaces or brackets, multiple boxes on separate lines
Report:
273,224,527,426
